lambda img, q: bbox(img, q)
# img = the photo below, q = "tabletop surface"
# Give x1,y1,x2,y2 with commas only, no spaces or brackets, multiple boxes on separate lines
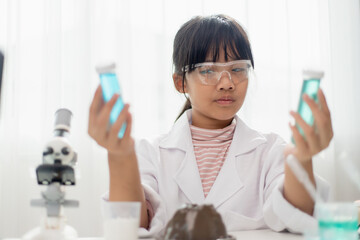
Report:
3,229,303,240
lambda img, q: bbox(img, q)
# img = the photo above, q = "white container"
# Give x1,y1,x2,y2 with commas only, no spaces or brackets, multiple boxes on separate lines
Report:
315,202,358,240
101,201,141,240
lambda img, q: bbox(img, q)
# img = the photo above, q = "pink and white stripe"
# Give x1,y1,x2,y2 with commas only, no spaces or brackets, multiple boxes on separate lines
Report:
190,120,236,198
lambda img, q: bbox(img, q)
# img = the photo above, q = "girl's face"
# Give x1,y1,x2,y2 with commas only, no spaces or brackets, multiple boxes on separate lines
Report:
174,48,249,129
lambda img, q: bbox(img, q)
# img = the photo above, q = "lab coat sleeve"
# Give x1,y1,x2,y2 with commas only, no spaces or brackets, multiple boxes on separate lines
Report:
100,139,167,238
267,175,330,233
101,186,166,238
262,135,330,233
136,139,167,238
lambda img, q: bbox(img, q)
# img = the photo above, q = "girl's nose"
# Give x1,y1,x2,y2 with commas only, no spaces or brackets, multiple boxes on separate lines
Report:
216,71,234,91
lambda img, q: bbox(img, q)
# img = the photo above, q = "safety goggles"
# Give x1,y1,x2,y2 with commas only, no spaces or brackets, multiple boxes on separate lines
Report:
183,60,252,86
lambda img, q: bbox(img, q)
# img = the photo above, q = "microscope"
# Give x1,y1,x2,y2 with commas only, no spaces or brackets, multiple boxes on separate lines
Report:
23,108,79,240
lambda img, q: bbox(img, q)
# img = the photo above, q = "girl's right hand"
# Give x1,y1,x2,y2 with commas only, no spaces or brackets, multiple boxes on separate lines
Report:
88,85,135,158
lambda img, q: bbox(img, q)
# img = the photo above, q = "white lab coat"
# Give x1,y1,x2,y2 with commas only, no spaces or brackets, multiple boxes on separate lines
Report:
102,110,329,237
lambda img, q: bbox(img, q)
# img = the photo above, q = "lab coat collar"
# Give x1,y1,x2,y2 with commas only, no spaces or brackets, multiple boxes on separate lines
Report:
159,109,194,152
159,109,267,155
159,109,267,207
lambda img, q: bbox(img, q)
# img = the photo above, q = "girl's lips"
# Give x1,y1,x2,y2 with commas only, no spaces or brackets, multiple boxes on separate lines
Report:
215,97,235,105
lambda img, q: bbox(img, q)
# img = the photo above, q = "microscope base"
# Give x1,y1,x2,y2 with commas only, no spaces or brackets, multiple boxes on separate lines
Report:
22,217,77,240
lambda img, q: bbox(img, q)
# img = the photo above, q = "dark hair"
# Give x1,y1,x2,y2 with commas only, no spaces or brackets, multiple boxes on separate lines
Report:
172,14,254,120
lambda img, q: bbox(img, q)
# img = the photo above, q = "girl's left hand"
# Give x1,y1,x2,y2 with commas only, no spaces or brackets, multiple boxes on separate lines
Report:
286,88,333,162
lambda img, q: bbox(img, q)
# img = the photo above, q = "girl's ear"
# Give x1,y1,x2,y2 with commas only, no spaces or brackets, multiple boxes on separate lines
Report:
173,73,187,93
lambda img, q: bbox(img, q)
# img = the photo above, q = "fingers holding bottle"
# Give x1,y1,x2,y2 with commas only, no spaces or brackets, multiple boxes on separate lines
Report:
88,85,104,130
289,111,320,162
108,103,135,156
287,88,333,162
314,89,333,146
88,85,134,157
302,89,333,148
88,87,119,144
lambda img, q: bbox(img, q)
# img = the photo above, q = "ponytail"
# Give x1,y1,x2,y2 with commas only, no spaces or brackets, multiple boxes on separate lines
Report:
176,98,191,121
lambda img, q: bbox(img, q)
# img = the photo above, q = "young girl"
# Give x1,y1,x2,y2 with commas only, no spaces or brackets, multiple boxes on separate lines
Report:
88,14,333,236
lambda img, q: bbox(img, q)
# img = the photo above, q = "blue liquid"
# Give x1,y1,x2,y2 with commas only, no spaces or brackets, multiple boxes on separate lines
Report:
99,73,126,138
292,78,320,143
318,219,358,240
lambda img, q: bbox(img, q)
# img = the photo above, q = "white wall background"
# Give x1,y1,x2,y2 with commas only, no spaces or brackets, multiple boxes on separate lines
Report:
0,0,359,238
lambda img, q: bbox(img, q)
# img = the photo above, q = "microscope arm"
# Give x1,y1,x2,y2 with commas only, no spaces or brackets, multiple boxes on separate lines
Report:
30,183,79,217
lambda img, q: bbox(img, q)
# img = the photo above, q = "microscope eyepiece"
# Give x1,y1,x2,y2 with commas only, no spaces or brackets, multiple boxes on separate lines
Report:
43,108,76,166
54,108,72,133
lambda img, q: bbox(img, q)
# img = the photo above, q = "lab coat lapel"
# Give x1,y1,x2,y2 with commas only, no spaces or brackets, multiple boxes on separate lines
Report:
174,150,205,203
205,116,267,208
204,146,243,208
159,110,205,204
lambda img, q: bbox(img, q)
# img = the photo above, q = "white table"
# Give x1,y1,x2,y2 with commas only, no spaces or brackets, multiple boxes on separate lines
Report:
229,229,302,239
3,229,303,240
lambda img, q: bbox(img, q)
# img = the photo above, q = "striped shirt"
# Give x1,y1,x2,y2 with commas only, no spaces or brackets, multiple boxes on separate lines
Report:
190,120,236,198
